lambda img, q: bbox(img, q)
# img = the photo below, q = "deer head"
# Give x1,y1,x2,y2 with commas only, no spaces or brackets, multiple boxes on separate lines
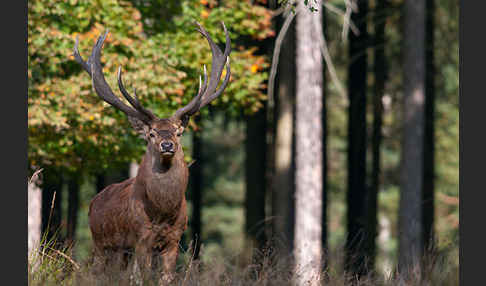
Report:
73,22,231,161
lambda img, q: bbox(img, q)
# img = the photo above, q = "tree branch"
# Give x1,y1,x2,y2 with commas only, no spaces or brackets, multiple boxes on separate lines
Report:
323,2,360,37
318,31,347,100
267,8,297,110
342,0,359,41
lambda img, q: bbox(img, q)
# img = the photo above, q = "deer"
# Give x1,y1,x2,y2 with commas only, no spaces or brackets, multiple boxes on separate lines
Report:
72,22,231,280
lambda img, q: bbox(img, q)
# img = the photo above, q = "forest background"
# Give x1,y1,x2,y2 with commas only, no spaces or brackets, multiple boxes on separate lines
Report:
28,0,458,284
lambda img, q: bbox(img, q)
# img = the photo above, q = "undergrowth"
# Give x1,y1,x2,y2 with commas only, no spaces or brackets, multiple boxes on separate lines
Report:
28,237,459,286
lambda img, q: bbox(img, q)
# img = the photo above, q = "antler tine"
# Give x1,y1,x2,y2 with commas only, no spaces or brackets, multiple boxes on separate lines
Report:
73,31,153,123
172,65,208,125
195,21,232,109
170,22,230,126
202,65,208,95
117,67,156,120
73,36,90,74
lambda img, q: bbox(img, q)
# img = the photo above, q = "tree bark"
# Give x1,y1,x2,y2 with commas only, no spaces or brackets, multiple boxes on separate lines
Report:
66,173,80,247
190,117,203,259
345,0,369,277
28,179,42,258
129,161,139,178
321,6,329,271
95,173,105,194
366,0,387,273
294,1,323,284
41,169,63,244
245,106,267,251
273,6,296,257
95,166,129,194
399,0,426,275
243,1,273,254
423,0,436,254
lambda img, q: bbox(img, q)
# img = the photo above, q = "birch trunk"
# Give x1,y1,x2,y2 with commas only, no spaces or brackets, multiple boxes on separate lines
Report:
28,181,42,258
129,161,139,178
294,1,323,284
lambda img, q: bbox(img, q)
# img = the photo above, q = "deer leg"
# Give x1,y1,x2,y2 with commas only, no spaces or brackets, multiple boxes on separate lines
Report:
159,243,179,283
131,247,152,285
110,250,127,272
131,231,156,284
91,252,107,276
91,245,114,276
132,246,152,282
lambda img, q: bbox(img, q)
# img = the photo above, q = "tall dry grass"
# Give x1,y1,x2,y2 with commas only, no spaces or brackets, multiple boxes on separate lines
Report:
28,236,458,286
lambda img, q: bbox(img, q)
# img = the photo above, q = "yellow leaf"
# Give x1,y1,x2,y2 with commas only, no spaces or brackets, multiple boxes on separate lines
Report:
201,10,209,19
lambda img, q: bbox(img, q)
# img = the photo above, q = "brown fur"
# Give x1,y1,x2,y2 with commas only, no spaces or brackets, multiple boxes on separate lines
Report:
88,119,189,277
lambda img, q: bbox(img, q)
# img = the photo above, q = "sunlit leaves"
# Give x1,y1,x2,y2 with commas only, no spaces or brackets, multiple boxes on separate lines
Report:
28,0,273,173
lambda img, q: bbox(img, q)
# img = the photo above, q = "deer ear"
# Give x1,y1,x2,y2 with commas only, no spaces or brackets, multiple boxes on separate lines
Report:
176,125,185,137
128,116,150,139
180,115,190,128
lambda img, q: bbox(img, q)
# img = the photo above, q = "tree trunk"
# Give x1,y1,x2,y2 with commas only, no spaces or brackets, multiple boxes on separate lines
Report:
190,117,203,259
345,0,369,277
399,0,426,275
423,0,436,254
129,161,139,178
95,173,105,194
366,0,387,273
28,179,42,258
41,169,63,244
273,5,296,257
107,166,129,185
95,166,129,194
245,106,267,252
66,173,80,247
294,1,323,284
321,6,328,271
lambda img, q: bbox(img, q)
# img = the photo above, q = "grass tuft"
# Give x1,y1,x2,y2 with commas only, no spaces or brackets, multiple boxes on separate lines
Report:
28,238,458,286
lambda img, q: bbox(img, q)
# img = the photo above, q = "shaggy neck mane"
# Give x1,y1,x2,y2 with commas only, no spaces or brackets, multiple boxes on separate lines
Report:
133,145,188,220
139,145,186,183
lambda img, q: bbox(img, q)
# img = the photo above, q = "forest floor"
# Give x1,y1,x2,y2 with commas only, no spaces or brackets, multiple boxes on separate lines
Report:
28,236,458,286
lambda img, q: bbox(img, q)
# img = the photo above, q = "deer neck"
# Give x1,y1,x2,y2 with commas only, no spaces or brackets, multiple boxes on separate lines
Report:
134,147,188,219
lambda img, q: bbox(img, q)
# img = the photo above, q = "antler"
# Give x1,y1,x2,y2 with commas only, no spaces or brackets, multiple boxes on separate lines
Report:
171,21,231,125
73,31,155,124
171,64,208,126
117,67,157,120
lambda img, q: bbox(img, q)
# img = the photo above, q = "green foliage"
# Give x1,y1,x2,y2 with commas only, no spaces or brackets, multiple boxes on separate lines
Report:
28,0,272,174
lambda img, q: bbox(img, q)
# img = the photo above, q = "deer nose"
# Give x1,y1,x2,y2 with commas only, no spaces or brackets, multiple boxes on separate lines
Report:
160,141,174,152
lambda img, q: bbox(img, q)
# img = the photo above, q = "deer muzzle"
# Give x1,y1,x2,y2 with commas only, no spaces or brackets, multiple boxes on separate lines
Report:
160,141,175,155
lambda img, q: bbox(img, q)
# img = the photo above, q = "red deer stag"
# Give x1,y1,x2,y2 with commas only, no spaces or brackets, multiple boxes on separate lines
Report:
73,22,231,278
